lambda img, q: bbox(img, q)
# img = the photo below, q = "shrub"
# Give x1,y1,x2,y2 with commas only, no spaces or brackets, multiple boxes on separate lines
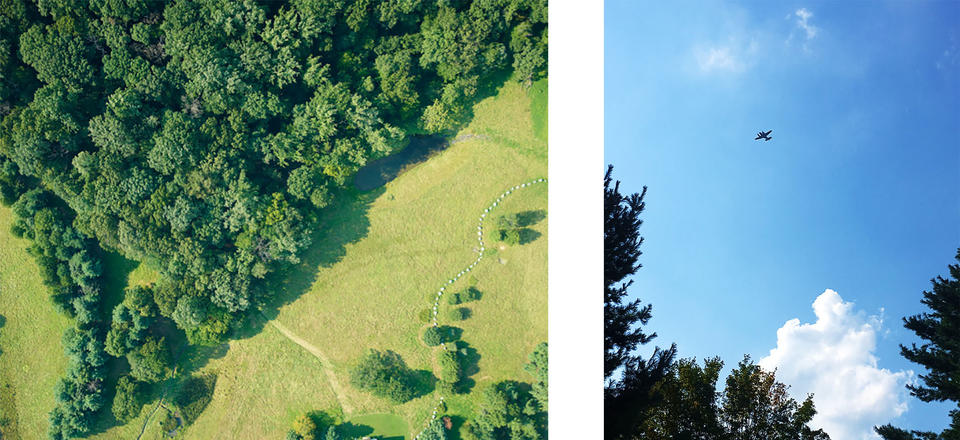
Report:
499,228,520,245
111,376,145,423
445,292,462,305
462,287,482,302
127,336,171,383
437,349,461,383
419,308,432,323
349,349,419,403
446,307,468,321
422,326,442,346
292,414,319,440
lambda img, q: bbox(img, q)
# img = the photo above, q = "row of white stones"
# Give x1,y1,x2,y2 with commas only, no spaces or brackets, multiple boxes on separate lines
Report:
414,177,546,440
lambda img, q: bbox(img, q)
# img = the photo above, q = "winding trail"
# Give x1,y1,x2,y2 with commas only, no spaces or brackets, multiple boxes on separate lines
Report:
262,313,356,415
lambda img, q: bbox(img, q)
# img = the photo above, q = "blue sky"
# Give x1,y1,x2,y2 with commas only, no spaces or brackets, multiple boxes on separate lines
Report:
606,1,959,437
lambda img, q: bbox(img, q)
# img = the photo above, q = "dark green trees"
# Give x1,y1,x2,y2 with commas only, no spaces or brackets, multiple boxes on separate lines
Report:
604,165,677,439
640,356,829,440
111,376,145,423
349,349,420,403
460,381,546,440
876,249,960,440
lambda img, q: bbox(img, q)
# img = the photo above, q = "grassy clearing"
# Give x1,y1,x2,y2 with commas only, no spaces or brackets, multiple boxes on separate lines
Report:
189,80,546,438
0,206,71,440
530,78,548,142
344,413,409,440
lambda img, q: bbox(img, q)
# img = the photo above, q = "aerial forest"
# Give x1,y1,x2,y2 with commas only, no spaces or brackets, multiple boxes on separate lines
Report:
0,0,546,438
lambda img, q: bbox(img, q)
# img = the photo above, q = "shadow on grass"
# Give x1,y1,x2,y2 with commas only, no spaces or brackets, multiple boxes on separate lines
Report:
338,421,374,439
455,341,481,395
237,187,383,339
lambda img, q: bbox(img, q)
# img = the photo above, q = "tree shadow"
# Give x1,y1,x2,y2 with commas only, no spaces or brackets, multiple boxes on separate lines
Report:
515,210,546,227
446,415,467,440
411,369,438,399
353,135,449,192
338,422,374,439
239,187,382,338
455,341,481,395
518,228,541,245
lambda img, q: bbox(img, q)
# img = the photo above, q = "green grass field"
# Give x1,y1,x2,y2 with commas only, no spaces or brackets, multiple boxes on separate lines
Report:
0,78,546,440
0,207,72,439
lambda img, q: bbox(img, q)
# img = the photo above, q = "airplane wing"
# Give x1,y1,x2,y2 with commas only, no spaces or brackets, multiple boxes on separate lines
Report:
764,130,772,136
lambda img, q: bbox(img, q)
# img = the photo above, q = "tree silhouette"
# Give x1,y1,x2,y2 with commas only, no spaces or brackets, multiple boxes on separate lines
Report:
604,164,677,439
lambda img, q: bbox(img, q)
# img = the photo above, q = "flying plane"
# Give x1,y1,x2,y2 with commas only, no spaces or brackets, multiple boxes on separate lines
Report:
754,130,772,141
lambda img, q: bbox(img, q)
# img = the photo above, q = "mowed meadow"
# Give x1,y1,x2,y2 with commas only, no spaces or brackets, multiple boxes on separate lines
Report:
0,78,546,439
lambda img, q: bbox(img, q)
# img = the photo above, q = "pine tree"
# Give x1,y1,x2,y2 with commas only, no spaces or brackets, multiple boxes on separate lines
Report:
876,248,960,440
604,164,677,439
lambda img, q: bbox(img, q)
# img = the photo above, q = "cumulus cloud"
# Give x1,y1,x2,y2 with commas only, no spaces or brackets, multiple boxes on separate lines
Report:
795,8,818,39
759,289,912,440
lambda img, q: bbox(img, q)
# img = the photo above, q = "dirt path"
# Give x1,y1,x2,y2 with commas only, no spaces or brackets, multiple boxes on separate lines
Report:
262,313,355,415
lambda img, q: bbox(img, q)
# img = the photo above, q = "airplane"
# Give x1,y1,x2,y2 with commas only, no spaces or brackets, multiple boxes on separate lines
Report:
754,130,772,141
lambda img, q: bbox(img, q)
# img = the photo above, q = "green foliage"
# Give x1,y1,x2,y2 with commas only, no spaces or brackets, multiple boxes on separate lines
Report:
127,336,171,383
348,349,420,403
292,414,319,440
462,286,482,302
111,375,145,423
419,308,433,323
445,291,462,305
524,342,547,410
445,307,468,321
718,356,829,440
183,307,232,346
173,374,217,424
422,326,442,346
104,303,148,357
418,417,449,440
461,381,545,440
437,348,461,384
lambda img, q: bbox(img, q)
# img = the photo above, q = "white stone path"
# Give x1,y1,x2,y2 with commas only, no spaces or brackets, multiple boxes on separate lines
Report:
413,177,546,440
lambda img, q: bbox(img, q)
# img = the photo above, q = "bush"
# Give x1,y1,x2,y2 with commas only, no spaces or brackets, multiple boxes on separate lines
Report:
499,228,520,245
419,308,432,323
127,336,172,383
292,414,319,440
111,376,145,423
445,292,462,305
184,308,232,346
349,349,420,403
446,307,468,321
462,287,482,302
437,349,461,383
422,326,443,346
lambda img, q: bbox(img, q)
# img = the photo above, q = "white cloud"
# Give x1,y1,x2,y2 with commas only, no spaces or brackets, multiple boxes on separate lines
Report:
759,289,913,440
795,8,818,40
696,46,743,73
